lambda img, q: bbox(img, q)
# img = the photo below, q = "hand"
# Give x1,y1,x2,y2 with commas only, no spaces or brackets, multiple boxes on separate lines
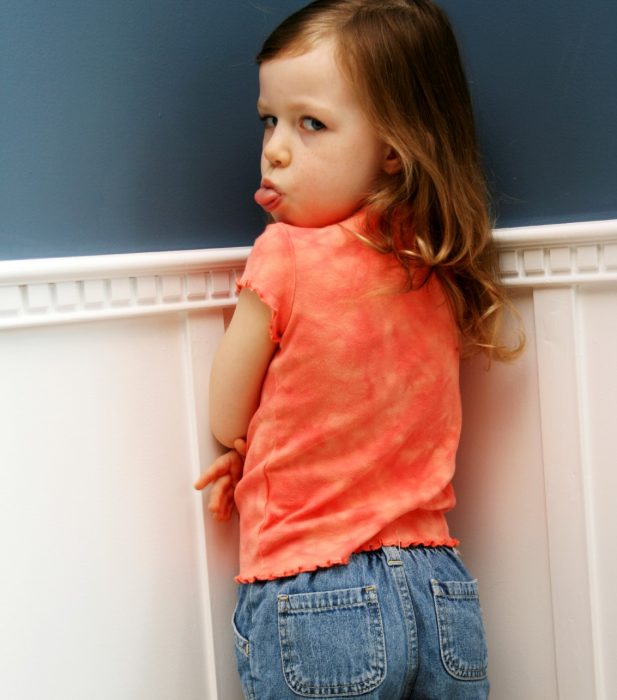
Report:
193,438,246,522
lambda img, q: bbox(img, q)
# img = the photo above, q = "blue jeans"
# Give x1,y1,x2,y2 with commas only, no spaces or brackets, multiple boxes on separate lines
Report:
232,546,489,698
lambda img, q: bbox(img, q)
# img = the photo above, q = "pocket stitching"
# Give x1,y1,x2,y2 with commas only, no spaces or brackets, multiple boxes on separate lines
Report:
232,609,251,658
431,579,488,681
278,585,387,696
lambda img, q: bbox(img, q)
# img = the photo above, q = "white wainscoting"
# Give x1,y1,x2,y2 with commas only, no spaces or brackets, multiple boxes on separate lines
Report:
1,220,615,700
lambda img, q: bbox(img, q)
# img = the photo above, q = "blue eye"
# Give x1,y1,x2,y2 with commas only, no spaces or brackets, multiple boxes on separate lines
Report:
302,117,326,131
260,115,277,128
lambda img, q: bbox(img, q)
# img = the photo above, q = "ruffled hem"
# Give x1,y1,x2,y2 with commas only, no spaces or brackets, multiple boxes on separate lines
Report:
236,278,282,343
235,555,351,584
234,537,460,584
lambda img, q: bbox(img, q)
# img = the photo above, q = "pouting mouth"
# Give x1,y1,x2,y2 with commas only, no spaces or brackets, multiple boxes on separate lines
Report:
260,178,281,194
255,181,283,212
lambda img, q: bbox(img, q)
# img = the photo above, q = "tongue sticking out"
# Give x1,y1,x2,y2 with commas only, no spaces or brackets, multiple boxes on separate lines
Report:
254,186,282,212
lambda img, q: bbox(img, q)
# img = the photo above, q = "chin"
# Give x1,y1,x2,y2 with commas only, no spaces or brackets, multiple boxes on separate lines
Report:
272,201,358,228
281,211,342,229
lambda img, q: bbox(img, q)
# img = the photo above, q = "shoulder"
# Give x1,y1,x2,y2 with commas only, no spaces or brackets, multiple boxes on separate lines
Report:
243,223,296,282
248,216,368,276
248,220,333,269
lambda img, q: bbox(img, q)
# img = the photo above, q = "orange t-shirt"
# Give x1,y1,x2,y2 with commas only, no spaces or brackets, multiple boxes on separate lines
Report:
234,211,461,583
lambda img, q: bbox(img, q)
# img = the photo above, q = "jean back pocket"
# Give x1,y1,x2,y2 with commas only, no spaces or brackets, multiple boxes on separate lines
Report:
431,578,488,681
277,585,386,697
232,605,255,700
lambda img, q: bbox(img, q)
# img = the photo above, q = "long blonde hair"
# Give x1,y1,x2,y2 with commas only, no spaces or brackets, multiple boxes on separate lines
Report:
257,0,524,360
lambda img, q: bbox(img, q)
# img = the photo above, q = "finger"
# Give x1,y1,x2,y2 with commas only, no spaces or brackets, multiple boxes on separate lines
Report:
233,438,247,457
193,452,236,490
221,493,236,521
211,492,234,521
211,508,229,522
229,457,243,485
213,450,243,488
194,466,226,491
214,500,232,522
214,485,236,521
208,474,232,510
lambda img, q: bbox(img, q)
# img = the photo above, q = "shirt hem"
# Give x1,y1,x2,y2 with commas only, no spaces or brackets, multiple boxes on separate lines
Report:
235,536,460,584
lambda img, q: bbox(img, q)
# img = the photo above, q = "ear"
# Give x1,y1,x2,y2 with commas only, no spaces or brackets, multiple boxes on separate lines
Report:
382,146,402,175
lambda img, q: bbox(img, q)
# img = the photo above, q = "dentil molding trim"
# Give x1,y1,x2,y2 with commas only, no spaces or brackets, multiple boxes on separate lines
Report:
1,219,616,329
494,219,617,287
0,247,251,330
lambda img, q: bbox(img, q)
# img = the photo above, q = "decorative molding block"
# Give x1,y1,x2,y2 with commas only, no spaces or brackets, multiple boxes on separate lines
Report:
55,280,80,309
0,248,251,330
27,283,52,312
0,285,22,314
605,244,617,269
136,276,157,303
494,219,617,287
210,270,233,298
1,220,616,329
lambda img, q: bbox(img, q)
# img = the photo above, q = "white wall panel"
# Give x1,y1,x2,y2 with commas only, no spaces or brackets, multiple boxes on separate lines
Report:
184,311,243,700
452,291,559,699
1,221,615,699
0,247,246,699
577,286,617,698
0,317,216,699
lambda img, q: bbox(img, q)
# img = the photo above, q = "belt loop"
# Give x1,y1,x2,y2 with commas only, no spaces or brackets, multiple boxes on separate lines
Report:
383,545,402,567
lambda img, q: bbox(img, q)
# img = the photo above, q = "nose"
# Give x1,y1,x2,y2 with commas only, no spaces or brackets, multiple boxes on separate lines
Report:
263,126,291,168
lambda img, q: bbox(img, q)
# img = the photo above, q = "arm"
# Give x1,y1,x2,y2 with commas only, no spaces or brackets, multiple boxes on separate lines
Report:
209,287,277,448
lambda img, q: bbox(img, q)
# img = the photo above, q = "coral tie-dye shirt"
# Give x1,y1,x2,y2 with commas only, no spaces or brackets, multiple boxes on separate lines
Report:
234,211,461,583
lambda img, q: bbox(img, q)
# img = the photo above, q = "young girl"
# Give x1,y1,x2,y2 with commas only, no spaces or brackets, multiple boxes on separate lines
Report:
195,1,521,697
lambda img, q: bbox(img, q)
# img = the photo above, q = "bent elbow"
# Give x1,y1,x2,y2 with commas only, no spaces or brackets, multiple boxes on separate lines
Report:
209,397,250,449
210,421,240,450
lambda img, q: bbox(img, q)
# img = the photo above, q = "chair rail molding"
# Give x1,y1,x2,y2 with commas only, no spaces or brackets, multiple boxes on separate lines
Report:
0,247,251,330
1,218,616,332
1,219,616,700
495,218,617,287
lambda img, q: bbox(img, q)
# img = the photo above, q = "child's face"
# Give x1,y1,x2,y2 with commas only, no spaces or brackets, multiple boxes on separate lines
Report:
256,38,389,228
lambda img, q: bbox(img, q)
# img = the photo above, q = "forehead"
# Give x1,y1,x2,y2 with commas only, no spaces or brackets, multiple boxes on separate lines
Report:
258,38,352,105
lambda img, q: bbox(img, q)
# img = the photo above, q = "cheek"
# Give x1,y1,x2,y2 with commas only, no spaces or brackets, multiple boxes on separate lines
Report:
362,141,386,175
338,156,381,195
340,136,382,176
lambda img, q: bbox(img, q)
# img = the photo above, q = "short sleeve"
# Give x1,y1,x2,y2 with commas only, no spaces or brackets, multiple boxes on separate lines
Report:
237,224,295,343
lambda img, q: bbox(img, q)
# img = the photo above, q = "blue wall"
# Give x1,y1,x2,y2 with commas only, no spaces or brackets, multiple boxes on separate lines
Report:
1,0,615,260
442,0,617,228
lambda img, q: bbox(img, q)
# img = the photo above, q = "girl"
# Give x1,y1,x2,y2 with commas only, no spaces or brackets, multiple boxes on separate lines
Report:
195,1,522,697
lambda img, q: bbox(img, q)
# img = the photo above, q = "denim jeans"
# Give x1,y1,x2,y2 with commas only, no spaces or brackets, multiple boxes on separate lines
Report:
232,546,489,699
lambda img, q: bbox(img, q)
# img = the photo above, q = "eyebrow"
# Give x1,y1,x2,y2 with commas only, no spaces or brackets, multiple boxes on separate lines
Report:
257,98,335,118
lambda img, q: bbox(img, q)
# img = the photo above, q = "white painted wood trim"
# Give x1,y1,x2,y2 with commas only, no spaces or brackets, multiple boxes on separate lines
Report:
0,247,253,283
495,219,617,287
532,288,597,699
183,313,224,700
0,248,251,330
1,219,615,331
1,219,615,697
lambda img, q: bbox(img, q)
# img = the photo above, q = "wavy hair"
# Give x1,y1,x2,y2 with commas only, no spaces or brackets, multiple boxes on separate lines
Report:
257,0,524,360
